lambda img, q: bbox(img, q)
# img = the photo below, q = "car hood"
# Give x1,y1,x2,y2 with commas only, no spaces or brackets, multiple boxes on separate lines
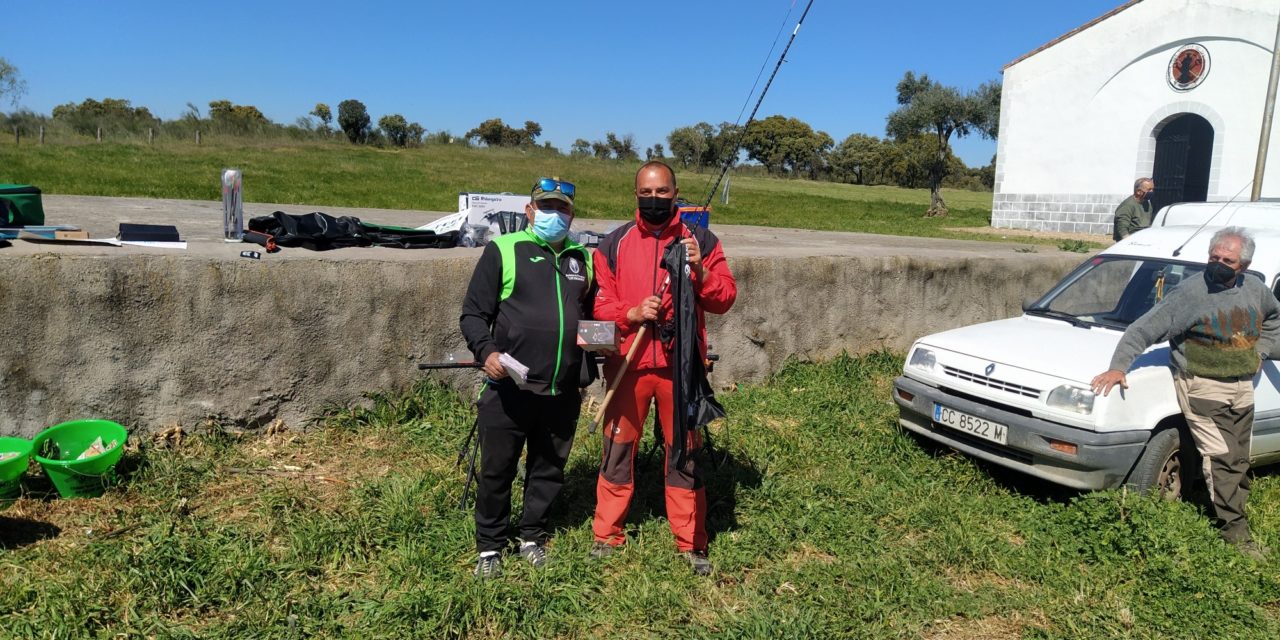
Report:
916,315,1125,385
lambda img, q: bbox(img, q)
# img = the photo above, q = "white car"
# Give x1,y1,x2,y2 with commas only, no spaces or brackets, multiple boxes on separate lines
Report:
893,201,1280,496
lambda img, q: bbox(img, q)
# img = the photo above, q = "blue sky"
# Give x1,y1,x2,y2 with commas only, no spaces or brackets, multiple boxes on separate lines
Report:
4,0,1124,167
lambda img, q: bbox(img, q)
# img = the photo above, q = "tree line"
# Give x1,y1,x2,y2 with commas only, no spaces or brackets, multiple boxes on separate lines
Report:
662,72,1000,209
0,95,453,148
1,58,1000,202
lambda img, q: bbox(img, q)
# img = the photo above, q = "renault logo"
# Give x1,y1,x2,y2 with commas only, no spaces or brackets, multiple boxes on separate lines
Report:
984,363,996,376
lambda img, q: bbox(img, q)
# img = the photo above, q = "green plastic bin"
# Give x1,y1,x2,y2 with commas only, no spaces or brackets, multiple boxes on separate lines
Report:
0,436,32,507
32,420,128,499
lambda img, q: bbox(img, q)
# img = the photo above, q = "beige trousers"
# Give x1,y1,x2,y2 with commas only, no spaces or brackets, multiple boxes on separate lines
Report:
1172,373,1255,543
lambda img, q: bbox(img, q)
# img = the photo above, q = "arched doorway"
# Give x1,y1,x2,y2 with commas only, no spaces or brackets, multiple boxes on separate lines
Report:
1150,113,1214,212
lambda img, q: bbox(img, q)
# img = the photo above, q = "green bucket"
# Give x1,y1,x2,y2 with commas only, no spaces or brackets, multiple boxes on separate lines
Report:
32,420,128,499
0,436,32,506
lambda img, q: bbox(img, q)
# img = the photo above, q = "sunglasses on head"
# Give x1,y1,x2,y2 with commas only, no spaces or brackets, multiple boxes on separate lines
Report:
533,178,575,200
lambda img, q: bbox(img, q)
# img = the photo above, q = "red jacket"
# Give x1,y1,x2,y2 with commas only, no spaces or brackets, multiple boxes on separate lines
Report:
593,212,737,372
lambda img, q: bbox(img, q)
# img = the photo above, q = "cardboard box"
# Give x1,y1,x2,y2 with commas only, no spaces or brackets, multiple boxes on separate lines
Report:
458,192,531,234
577,321,617,352
417,192,533,239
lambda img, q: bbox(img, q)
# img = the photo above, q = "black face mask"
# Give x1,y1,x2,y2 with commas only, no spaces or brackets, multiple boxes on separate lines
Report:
637,196,675,226
1205,261,1238,286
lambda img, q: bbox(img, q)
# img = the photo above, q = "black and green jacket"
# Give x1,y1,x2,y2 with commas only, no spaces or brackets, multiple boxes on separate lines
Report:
460,230,595,396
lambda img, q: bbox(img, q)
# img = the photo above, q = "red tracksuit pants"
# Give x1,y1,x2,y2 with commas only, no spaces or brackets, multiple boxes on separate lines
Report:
593,368,706,552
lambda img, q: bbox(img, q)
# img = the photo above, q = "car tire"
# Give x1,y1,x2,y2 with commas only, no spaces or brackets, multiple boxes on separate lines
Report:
1124,427,1188,499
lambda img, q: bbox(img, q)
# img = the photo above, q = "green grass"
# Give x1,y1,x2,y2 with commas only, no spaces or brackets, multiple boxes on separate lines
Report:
0,138,1044,243
2,354,1277,638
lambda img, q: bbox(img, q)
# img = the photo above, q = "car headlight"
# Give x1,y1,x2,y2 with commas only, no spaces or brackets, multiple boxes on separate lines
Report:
1047,385,1095,414
908,347,936,372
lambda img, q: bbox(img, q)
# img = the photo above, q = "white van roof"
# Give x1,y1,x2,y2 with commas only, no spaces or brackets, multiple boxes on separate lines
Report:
1105,211,1280,281
1153,200,1280,229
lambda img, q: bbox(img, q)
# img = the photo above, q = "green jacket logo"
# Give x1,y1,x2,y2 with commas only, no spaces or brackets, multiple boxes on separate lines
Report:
529,256,546,263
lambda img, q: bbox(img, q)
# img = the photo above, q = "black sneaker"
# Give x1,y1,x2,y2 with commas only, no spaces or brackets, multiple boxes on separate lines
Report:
519,542,549,568
590,541,618,559
683,550,712,576
474,553,503,579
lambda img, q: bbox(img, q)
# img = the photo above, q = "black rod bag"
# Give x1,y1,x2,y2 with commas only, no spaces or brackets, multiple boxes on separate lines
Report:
661,238,725,470
248,211,457,250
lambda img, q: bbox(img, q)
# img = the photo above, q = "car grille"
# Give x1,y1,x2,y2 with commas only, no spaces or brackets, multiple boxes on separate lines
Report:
943,366,1041,398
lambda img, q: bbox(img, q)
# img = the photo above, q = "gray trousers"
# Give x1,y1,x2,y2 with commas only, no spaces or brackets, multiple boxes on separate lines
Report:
1173,373,1255,543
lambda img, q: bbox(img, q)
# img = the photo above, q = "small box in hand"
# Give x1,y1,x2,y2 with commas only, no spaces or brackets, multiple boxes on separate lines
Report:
577,321,617,352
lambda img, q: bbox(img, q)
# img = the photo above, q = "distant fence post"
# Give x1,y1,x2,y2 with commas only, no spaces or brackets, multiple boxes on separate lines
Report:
148,128,154,144
13,126,18,146
39,125,45,145
196,130,201,145
96,127,102,142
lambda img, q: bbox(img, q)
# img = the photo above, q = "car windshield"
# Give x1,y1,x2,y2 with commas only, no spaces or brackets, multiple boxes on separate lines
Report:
1028,256,1212,330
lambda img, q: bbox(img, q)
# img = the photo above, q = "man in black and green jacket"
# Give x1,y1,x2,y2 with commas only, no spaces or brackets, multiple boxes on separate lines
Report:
459,177,595,578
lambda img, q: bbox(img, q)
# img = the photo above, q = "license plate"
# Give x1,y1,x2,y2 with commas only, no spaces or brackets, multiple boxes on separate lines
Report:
933,404,1008,445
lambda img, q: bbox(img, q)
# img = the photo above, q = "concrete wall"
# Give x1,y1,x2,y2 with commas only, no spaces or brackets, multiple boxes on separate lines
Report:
0,250,1082,437
993,0,1280,233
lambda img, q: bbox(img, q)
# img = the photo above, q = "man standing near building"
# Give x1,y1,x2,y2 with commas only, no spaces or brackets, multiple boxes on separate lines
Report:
590,161,737,575
1091,227,1279,559
1112,177,1156,241
459,177,594,578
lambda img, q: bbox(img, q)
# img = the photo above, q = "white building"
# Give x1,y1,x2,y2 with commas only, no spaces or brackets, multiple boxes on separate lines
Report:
992,0,1280,235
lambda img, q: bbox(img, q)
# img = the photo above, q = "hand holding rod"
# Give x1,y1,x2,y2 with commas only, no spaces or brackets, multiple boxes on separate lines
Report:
588,324,648,434
588,276,672,433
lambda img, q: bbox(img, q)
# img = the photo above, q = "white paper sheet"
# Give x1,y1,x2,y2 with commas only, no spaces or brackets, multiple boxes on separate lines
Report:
497,353,529,385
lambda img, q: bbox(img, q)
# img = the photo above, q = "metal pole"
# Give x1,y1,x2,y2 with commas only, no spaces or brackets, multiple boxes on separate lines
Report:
1252,10,1280,201
39,125,44,145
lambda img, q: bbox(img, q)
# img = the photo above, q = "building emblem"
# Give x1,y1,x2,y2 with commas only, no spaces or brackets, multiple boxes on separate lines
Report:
1167,44,1210,92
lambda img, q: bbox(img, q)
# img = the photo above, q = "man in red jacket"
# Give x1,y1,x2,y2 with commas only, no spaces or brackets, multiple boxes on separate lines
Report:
591,160,737,575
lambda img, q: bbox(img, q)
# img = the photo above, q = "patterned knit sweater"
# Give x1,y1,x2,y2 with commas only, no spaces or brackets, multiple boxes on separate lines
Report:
1109,271,1280,378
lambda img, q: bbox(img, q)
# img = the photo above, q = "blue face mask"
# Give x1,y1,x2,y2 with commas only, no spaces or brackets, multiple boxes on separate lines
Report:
531,209,571,243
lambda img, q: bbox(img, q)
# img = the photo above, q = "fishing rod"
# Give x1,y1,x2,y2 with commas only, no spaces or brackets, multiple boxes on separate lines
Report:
418,353,719,370
588,276,672,434
417,361,483,370
700,0,817,210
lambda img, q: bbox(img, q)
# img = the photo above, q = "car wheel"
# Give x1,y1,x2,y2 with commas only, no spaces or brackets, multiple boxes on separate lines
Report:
1125,427,1184,499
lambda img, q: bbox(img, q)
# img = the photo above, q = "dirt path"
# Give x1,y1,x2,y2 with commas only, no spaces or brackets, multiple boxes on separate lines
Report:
944,226,1112,245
